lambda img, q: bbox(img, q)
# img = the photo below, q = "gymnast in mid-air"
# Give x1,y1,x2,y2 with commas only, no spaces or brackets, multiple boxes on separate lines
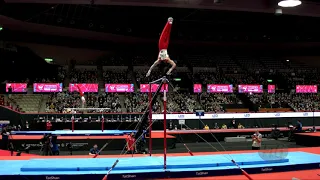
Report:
146,17,176,77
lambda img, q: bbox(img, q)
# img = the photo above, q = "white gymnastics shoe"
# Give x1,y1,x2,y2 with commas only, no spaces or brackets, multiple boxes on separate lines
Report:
168,17,173,24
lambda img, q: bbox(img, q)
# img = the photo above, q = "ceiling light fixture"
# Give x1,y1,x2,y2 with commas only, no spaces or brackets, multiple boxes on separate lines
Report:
278,0,302,7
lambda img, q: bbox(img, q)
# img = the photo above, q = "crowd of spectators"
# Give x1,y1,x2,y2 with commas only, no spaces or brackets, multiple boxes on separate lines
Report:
289,94,320,112
200,93,241,112
1,95,21,112
0,95,5,106
86,93,122,113
124,93,161,113
44,90,320,113
34,68,67,83
167,92,199,113
103,70,130,83
46,92,123,113
248,93,291,109
70,69,98,83
46,92,82,113
4,49,320,114
135,70,161,85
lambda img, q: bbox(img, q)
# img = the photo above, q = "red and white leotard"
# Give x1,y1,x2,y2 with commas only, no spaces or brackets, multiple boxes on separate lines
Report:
158,17,173,61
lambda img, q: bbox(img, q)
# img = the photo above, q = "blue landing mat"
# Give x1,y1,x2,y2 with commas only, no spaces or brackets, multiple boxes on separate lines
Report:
1,152,320,180
20,153,289,172
11,130,136,136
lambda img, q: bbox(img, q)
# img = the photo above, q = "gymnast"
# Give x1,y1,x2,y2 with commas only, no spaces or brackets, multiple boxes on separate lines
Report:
76,85,86,105
146,17,176,77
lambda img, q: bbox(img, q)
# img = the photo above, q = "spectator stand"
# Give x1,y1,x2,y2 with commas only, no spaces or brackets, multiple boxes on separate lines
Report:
103,66,130,84
69,66,98,84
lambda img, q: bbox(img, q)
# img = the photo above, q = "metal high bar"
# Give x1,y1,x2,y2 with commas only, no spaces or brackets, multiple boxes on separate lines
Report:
65,108,111,111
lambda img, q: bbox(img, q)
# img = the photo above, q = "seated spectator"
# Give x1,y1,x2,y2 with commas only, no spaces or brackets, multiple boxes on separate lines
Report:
124,93,161,113
289,94,320,112
238,123,245,129
86,93,122,113
0,95,5,106
200,93,241,113
46,92,82,113
167,92,199,113
89,144,100,155
249,93,290,109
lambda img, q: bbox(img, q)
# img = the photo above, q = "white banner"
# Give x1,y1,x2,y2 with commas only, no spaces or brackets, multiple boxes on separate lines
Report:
152,112,316,120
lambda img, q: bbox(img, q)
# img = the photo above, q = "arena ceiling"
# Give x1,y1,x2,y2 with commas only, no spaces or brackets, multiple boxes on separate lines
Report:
1,0,320,48
3,0,320,17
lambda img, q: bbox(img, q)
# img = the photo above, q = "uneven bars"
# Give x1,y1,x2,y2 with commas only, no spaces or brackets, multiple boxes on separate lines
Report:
135,78,164,153
148,83,152,156
163,78,168,170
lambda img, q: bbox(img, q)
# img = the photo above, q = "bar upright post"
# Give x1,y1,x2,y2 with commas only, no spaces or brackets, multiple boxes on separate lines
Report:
149,83,152,156
71,115,75,132
163,79,167,170
102,115,104,132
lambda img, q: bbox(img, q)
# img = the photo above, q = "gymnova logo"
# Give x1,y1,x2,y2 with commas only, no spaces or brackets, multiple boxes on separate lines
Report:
178,115,185,118
196,171,208,176
122,175,136,178
261,168,273,172
45,176,60,180
212,114,218,118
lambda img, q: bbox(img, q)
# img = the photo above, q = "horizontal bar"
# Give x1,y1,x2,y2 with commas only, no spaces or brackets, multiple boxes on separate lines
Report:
65,108,111,111
149,77,164,84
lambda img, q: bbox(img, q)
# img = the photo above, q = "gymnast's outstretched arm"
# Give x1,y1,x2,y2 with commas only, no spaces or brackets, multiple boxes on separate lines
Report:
146,59,160,77
166,58,176,75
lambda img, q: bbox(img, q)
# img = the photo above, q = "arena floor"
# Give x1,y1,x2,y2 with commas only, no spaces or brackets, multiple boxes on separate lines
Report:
26,138,301,156
1,147,320,180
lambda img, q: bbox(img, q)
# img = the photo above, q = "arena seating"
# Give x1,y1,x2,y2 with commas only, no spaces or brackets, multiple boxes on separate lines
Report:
124,93,161,113
135,70,161,84
248,93,292,109
88,93,122,113
167,92,199,113
70,69,98,83
11,94,42,113
2,45,320,114
103,70,130,84
289,94,320,112
46,92,81,113
200,93,242,113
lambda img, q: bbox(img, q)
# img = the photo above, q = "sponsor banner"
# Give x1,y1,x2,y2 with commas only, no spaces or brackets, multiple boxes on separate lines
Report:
207,84,233,93
140,84,169,93
296,85,317,93
151,112,319,120
238,84,263,93
268,85,275,93
69,83,98,93
33,83,63,92
6,83,27,92
193,84,202,93
105,84,134,93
